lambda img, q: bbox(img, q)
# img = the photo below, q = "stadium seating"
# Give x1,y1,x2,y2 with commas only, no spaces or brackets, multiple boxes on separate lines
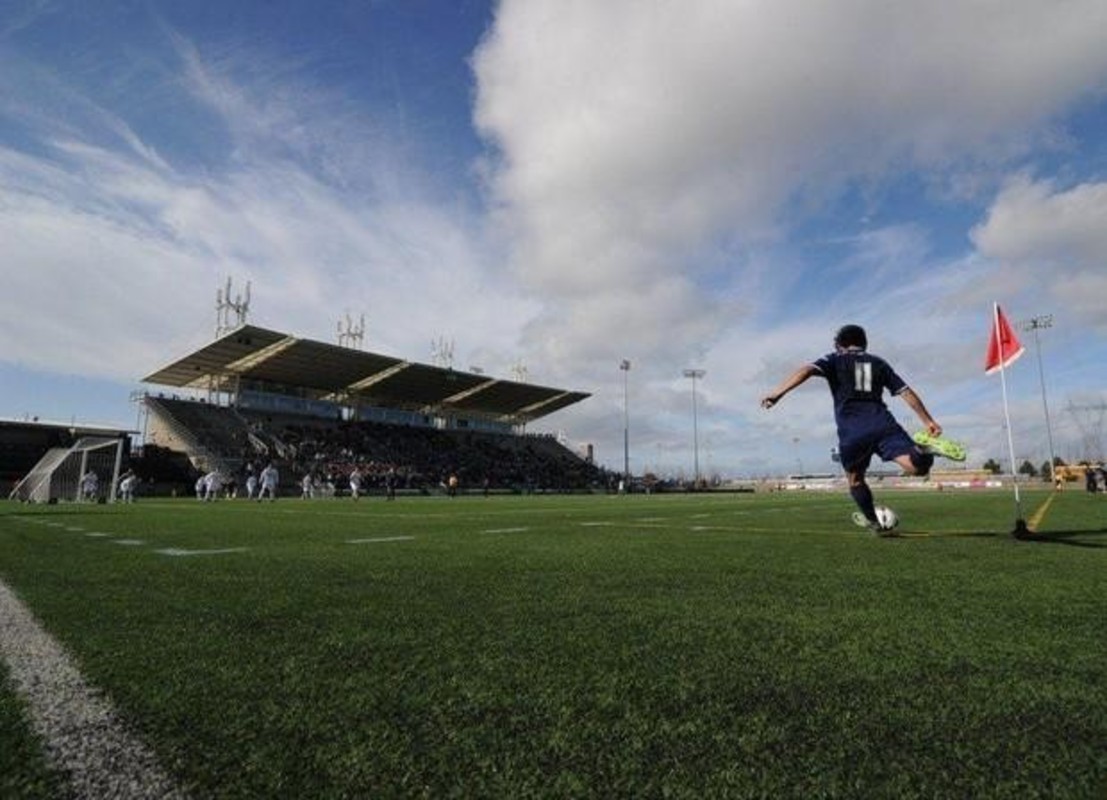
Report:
140,396,607,495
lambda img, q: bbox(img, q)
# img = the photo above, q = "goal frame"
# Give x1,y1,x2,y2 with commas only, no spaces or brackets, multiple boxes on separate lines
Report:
8,436,126,504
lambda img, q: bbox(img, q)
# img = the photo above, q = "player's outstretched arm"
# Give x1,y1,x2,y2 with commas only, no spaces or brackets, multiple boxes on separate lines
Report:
761,365,818,409
899,387,941,436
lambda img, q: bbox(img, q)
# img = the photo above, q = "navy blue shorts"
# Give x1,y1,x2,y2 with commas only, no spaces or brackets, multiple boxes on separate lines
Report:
839,423,916,473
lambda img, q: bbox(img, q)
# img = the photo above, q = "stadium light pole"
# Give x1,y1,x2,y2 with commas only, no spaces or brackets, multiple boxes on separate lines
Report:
620,359,631,486
1021,314,1057,484
682,369,705,485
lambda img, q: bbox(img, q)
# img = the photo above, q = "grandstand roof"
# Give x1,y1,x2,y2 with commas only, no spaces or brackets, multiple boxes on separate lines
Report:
142,325,590,424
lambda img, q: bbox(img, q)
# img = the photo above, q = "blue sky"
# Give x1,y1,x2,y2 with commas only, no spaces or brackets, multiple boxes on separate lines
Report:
2,0,1106,477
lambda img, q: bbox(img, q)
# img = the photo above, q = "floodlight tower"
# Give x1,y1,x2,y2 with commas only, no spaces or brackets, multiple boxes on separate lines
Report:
620,359,631,485
337,313,366,350
682,368,706,485
431,336,455,369
1020,314,1057,482
215,277,251,338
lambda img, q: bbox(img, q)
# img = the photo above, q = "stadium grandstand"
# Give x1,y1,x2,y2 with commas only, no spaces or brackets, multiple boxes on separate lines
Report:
137,324,606,497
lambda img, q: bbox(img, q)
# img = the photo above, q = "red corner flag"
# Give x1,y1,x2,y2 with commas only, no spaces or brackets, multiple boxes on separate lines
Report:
985,304,1025,374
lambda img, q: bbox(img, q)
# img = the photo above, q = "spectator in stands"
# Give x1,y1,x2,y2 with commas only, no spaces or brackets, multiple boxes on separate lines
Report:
258,463,279,502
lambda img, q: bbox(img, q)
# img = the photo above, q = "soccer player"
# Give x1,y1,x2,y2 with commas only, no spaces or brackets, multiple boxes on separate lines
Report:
760,324,964,533
258,463,280,502
349,466,363,501
80,470,99,502
118,470,138,503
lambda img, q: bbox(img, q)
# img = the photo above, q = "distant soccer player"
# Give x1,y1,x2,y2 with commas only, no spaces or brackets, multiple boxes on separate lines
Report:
349,466,363,501
760,324,965,533
258,463,280,502
118,470,138,503
203,470,224,502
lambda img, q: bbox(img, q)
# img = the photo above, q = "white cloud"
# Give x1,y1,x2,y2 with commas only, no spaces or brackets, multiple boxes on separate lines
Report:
0,37,533,385
971,176,1107,328
475,0,1107,299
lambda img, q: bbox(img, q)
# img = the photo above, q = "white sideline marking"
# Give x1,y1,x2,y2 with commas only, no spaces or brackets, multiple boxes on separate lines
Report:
346,536,415,544
155,548,248,557
0,578,187,799
482,527,529,534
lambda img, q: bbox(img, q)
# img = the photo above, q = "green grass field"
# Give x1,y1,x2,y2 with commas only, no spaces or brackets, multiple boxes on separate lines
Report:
1,490,1105,798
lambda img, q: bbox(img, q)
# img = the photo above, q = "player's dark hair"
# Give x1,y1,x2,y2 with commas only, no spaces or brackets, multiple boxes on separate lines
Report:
834,324,867,350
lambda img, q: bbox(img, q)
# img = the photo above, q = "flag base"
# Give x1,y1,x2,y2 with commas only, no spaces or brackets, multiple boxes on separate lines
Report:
1011,518,1033,539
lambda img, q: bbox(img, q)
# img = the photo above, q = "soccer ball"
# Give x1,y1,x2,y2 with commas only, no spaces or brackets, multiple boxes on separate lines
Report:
875,505,899,531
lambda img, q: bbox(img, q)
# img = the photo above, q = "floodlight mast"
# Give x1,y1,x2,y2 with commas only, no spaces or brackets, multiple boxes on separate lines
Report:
431,336,455,369
620,359,631,485
215,277,251,338
682,368,706,485
1020,314,1056,482
338,313,366,350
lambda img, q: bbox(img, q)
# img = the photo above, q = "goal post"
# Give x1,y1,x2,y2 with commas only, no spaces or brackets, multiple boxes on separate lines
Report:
8,436,125,504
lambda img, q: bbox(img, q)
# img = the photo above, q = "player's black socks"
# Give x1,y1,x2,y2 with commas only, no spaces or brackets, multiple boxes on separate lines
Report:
910,450,935,477
850,483,878,523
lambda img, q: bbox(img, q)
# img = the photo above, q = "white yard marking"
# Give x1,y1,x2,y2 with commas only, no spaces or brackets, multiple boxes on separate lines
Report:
154,548,248,557
84,533,112,538
111,539,145,546
481,527,530,534
345,536,415,544
66,527,85,532
580,521,614,527
0,578,187,799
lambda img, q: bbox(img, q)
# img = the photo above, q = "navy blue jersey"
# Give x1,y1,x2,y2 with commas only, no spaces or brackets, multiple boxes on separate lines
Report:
812,349,907,436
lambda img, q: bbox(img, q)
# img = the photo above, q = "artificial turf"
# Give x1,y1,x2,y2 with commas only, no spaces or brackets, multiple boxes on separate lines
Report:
0,490,1104,798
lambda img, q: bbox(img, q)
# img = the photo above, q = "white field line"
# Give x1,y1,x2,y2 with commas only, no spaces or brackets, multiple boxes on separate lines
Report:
345,536,415,544
481,527,530,534
154,548,248,557
0,578,187,799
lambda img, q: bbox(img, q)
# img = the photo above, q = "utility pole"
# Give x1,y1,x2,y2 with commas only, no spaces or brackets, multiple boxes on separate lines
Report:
682,369,706,486
1020,314,1057,483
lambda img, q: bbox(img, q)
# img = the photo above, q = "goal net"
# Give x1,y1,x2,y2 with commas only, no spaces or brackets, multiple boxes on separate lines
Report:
8,436,125,504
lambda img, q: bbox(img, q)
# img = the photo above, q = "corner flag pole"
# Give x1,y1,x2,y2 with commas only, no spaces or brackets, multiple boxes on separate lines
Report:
991,302,1028,536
